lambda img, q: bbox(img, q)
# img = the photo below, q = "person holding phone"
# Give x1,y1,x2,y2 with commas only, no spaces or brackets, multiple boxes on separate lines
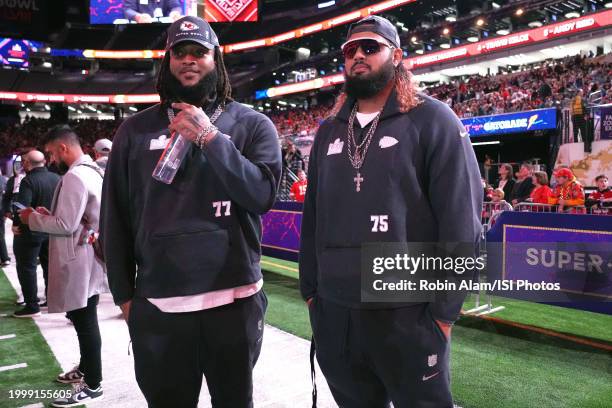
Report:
12,150,60,318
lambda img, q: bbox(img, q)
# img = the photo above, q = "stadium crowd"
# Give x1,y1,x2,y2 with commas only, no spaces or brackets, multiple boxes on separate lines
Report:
427,54,612,118
0,117,120,159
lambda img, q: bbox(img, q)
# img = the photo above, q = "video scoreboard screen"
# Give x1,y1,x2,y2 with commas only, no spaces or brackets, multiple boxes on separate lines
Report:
90,0,258,25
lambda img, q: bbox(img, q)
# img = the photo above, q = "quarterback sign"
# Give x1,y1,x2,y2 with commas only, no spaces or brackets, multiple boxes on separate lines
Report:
205,0,258,22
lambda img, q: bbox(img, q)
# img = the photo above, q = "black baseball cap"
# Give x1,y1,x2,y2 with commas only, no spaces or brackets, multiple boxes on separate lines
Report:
165,16,219,51
344,15,401,49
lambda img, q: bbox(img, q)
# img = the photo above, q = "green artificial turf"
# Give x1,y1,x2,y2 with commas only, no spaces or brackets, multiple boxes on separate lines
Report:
462,295,612,343
0,268,67,408
261,258,612,408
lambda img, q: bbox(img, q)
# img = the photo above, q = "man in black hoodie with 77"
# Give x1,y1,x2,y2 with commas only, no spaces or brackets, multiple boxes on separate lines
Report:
299,16,482,407
101,16,281,408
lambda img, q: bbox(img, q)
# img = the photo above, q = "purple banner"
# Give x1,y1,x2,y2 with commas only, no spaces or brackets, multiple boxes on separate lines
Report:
600,105,612,140
261,202,302,262
502,225,612,301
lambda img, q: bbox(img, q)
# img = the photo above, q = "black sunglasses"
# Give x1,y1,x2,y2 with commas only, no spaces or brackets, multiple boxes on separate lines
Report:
341,39,392,59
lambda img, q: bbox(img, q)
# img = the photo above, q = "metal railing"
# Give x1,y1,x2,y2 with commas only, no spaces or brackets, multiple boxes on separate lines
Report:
278,167,299,201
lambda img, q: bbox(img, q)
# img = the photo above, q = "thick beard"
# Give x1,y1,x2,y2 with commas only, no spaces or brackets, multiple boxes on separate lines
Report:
57,161,69,175
344,57,395,100
167,69,218,107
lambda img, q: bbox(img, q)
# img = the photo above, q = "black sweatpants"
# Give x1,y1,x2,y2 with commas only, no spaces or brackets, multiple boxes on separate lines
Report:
14,235,49,307
128,290,267,408
309,296,453,408
66,295,102,389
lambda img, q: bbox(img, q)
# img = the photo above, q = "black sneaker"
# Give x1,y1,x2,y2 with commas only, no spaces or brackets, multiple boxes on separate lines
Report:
13,306,41,318
50,383,103,407
56,366,84,384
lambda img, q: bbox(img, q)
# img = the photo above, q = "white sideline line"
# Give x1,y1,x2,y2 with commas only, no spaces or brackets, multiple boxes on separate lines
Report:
0,333,16,340
0,362,28,372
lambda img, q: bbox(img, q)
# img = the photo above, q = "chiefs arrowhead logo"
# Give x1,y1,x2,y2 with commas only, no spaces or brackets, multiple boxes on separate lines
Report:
180,22,199,31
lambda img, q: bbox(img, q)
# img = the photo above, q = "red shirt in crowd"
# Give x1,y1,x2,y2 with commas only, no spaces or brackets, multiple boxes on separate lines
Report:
291,180,308,202
589,187,612,202
530,185,553,204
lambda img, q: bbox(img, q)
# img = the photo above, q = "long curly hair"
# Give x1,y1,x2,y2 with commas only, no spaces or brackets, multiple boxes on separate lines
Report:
330,62,421,117
156,47,232,109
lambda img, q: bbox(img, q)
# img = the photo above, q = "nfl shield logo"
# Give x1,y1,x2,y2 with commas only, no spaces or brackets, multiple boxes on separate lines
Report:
428,354,437,367
180,22,199,31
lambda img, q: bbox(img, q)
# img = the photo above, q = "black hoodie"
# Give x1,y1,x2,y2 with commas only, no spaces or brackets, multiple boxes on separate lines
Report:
299,91,483,323
101,101,281,305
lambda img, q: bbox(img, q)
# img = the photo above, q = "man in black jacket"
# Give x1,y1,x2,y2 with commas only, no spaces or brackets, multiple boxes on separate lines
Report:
13,150,60,317
101,16,281,408
509,163,535,206
299,16,482,407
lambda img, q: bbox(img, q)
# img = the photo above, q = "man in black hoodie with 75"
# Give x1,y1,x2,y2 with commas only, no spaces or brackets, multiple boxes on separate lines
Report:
101,16,281,408
299,16,482,407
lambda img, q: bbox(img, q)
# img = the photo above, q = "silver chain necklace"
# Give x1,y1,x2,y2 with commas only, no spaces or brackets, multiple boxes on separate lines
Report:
347,104,382,192
167,104,224,124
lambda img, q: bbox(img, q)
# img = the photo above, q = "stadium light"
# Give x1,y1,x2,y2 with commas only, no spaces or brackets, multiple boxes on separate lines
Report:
411,36,418,43
528,21,543,28
606,2,612,8
516,8,524,16
476,18,485,27
415,49,424,54
440,43,451,49
44,104,50,110
42,62,52,68
317,0,335,8
496,29,510,35
565,11,580,19
278,101,287,105
129,106,138,112
67,106,76,111
471,141,500,146
442,27,450,35
467,36,479,42
445,15,457,22
491,2,501,8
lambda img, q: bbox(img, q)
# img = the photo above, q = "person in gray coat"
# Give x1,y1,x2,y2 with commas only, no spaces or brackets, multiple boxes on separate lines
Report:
19,125,108,407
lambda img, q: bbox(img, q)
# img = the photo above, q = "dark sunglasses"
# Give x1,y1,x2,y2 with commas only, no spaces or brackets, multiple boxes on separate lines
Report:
341,39,392,59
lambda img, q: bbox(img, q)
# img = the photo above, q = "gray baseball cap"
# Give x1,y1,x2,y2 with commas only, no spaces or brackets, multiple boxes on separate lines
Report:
345,15,401,48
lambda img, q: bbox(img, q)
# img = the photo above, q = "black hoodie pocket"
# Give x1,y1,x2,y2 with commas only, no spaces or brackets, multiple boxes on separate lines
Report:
149,228,230,279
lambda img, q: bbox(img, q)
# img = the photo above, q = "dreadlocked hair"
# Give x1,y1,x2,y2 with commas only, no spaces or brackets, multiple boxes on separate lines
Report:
156,47,233,109
329,62,421,118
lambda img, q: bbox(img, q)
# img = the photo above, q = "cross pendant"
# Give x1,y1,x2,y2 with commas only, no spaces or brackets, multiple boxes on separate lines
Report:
354,172,364,192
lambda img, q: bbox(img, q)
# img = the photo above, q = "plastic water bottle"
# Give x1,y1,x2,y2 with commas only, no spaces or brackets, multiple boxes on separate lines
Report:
152,133,191,184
